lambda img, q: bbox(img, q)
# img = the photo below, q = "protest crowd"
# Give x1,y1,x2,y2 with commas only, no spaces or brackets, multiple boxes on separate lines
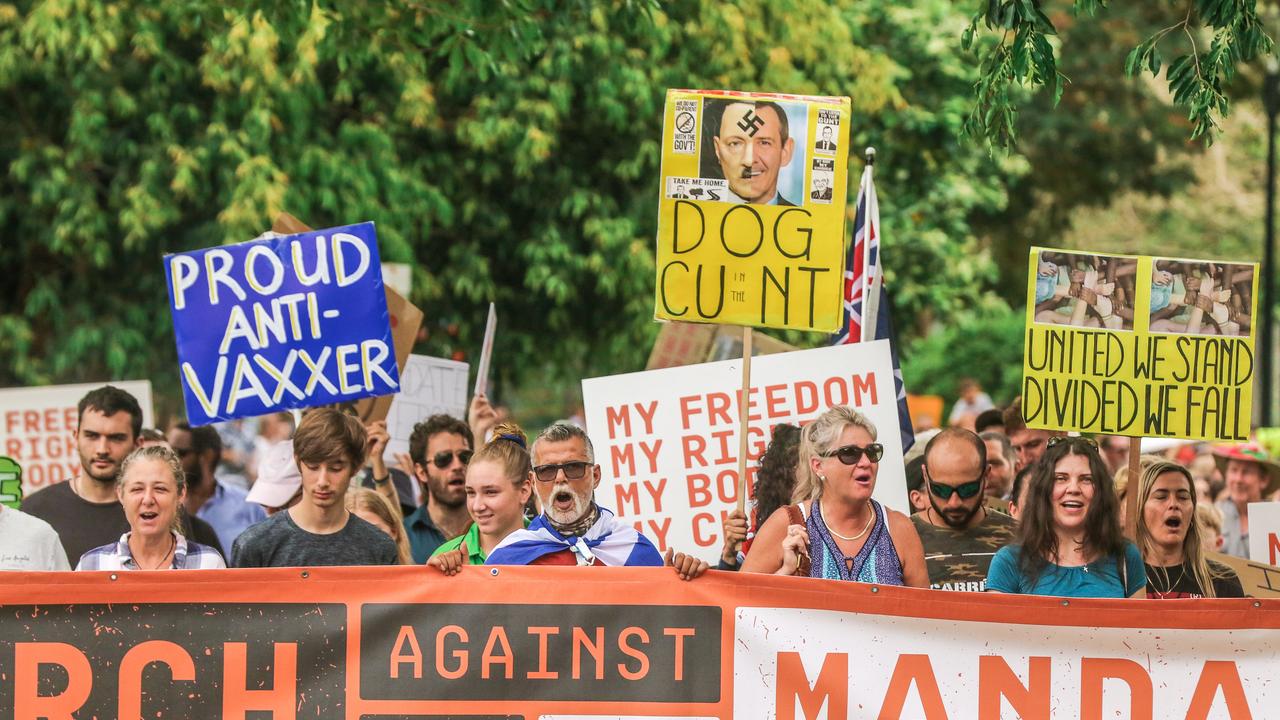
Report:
5,379,1275,603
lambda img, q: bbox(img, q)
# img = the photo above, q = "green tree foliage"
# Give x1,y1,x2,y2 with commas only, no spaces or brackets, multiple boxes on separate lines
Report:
964,0,1274,146
973,6,1208,300
900,303,1026,414
1,0,1017,416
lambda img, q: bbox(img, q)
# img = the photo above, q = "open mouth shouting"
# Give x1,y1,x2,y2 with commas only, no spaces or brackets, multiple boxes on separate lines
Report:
1155,512,1186,540
552,490,576,513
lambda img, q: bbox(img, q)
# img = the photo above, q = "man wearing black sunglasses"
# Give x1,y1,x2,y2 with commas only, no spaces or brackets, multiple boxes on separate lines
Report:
910,428,1017,592
403,414,475,564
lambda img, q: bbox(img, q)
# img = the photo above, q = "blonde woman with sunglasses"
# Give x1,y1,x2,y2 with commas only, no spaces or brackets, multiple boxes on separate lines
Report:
742,406,929,587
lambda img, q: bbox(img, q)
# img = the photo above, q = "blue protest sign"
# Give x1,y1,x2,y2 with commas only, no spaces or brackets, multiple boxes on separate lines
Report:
165,222,399,425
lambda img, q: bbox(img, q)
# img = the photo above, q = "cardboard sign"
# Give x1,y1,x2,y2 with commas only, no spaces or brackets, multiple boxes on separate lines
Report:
165,223,399,425
646,322,796,370
1208,551,1280,598
1247,502,1280,566
0,380,154,497
0,457,21,509
1022,249,1258,441
583,341,909,562
654,89,852,332
1,567,1276,717
384,354,470,464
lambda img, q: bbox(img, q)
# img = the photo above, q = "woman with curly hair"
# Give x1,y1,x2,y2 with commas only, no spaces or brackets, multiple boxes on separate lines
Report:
718,424,801,570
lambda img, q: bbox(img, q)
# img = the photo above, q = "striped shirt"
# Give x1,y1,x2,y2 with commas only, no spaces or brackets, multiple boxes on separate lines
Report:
76,531,226,571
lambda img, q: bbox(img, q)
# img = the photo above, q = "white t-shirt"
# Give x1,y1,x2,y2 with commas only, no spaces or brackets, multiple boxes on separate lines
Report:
0,506,71,571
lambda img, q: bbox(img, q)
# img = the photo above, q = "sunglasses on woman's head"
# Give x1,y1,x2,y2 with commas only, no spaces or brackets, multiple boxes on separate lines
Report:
1047,436,1098,451
432,449,473,469
819,443,884,465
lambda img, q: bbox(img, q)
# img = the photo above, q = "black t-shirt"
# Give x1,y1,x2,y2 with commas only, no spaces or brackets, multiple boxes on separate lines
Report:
22,480,128,566
1145,560,1246,599
22,480,225,566
231,509,399,568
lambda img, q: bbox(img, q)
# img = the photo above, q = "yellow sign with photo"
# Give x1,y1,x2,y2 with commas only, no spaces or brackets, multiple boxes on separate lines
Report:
653,89,852,332
1022,248,1258,442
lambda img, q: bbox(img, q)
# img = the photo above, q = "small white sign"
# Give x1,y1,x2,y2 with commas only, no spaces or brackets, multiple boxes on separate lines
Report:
385,355,469,466
0,380,154,496
1247,501,1280,566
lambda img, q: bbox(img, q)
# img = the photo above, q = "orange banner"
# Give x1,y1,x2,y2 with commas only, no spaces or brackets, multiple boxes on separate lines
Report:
2,567,1277,718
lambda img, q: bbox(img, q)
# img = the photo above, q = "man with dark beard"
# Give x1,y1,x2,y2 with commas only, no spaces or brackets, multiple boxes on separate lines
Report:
910,428,1016,592
486,423,707,579
403,414,475,564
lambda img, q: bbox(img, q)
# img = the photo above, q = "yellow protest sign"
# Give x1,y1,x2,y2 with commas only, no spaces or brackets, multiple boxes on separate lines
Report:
653,90,852,332
1022,249,1258,441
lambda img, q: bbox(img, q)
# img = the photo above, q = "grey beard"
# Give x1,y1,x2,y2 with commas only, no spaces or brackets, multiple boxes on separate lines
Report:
548,502,599,537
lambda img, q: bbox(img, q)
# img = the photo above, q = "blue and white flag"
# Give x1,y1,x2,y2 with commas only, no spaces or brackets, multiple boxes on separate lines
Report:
486,506,663,567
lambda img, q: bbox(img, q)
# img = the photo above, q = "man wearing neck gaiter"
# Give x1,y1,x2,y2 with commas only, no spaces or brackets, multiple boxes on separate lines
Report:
487,423,707,579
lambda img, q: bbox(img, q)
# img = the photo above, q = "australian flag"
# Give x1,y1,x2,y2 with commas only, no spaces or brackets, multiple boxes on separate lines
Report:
831,161,915,452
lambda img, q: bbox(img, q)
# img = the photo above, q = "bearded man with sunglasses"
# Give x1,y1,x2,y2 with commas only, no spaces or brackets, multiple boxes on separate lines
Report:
487,423,708,579
404,414,476,564
910,428,1017,592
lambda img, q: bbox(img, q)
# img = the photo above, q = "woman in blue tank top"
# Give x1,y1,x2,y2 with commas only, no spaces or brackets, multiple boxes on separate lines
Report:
741,405,929,587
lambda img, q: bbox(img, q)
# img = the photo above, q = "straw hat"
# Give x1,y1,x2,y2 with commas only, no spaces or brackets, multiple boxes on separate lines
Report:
1212,442,1280,497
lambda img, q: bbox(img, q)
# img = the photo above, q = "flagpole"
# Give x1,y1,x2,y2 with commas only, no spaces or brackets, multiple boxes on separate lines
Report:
860,147,880,342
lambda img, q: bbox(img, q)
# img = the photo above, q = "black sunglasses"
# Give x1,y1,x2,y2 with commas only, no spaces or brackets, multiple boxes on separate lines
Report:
432,449,473,469
819,443,884,465
533,461,592,483
929,479,984,500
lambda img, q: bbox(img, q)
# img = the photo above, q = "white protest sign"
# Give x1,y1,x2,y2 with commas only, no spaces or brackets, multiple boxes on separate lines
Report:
583,341,908,562
385,355,470,464
0,381,154,497
1248,501,1280,566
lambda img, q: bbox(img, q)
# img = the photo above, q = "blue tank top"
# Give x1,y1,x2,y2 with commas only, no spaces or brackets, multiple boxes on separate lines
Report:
805,498,904,584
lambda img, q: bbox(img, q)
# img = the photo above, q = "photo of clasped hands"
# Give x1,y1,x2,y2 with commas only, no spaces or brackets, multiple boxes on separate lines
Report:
1034,252,1253,337
1147,261,1253,337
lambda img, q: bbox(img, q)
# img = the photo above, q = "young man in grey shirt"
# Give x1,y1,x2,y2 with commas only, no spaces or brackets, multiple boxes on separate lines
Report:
232,409,397,568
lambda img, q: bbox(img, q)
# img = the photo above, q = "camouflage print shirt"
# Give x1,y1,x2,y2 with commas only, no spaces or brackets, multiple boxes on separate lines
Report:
910,510,1018,592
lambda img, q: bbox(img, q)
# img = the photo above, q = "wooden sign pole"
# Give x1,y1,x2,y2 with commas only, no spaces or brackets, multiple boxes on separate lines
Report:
1123,436,1142,541
736,326,754,513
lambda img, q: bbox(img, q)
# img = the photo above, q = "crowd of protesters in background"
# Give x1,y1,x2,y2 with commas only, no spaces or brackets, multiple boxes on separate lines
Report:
4,379,1276,603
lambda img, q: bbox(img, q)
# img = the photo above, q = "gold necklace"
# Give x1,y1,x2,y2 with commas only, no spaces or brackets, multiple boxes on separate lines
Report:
823,504,875,542
1149,562,1187,596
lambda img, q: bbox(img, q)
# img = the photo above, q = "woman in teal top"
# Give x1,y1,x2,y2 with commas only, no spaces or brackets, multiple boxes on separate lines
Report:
987,437,1146,598
429,423,532,573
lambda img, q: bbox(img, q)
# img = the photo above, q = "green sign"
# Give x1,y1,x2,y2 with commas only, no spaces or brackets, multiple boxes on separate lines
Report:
0,457,22,510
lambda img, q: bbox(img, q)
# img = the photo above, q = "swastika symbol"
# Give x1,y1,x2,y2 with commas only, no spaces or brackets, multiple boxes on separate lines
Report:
737,109,765,137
